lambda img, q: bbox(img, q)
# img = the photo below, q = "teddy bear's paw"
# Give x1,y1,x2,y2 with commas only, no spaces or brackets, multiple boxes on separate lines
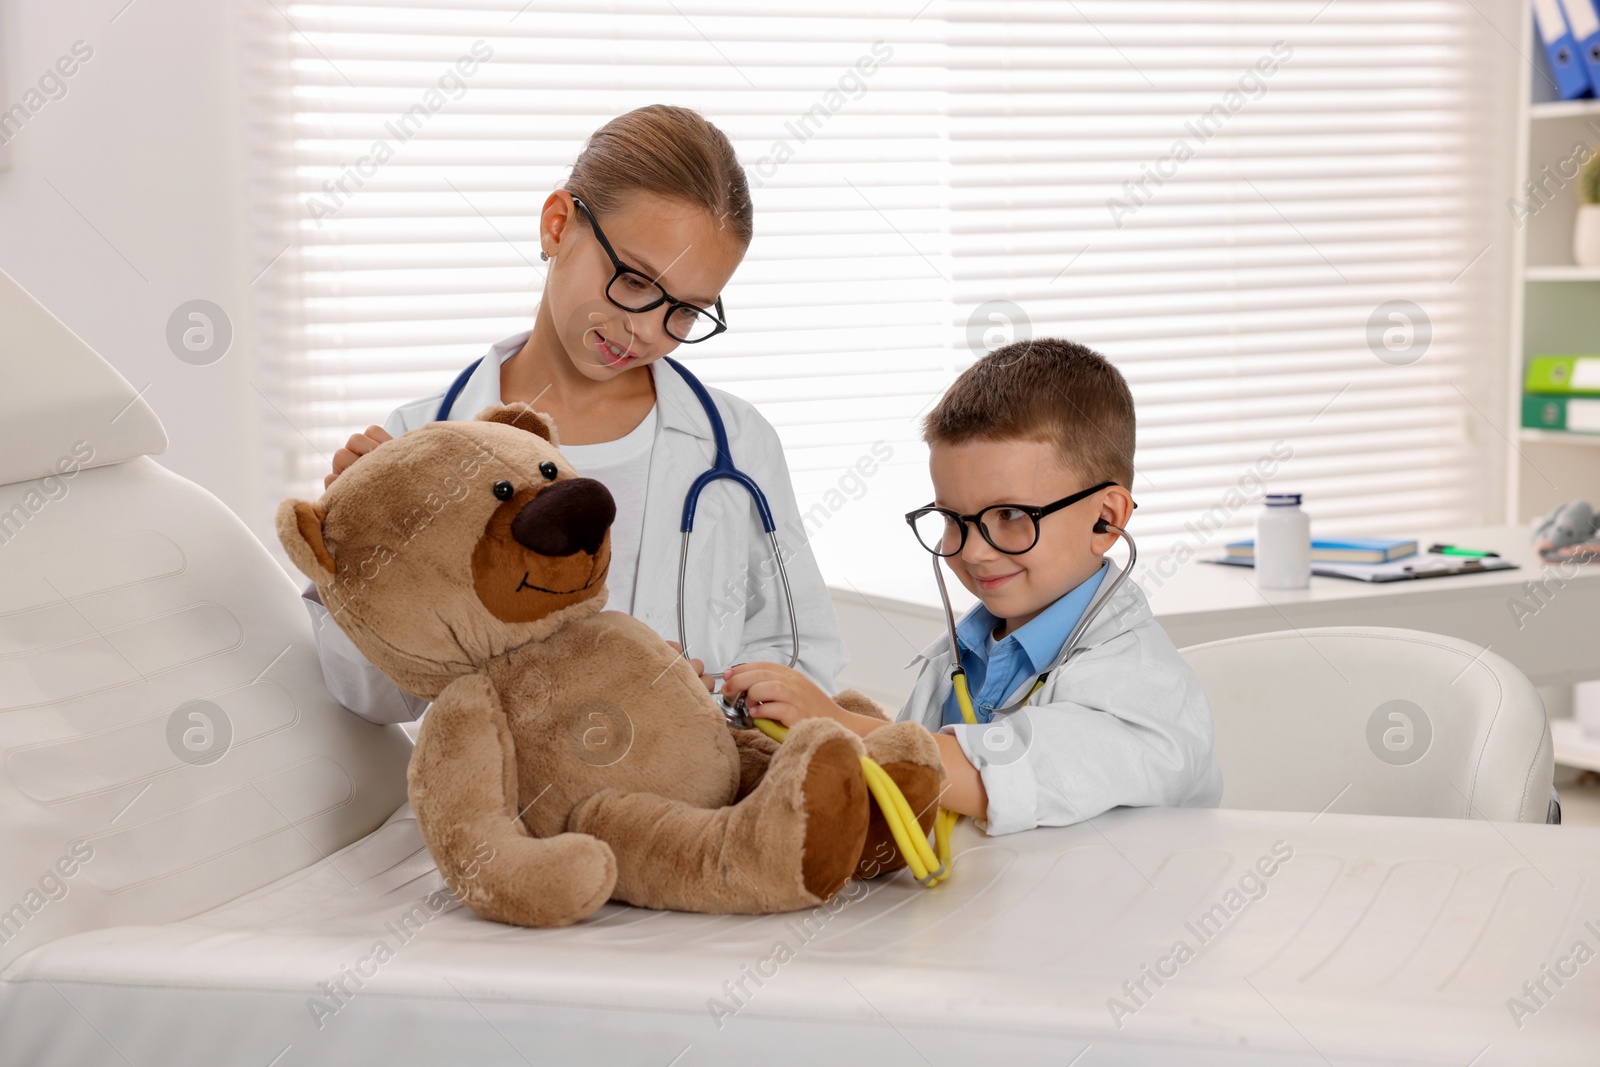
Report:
786,719,873,903
444,829,617,928
856,722,944,880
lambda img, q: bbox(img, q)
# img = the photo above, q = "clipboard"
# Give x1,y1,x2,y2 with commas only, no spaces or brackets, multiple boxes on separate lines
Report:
1208,555,1518,583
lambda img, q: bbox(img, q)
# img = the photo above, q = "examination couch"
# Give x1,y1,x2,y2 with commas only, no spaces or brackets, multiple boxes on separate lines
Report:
2,267,1598,1065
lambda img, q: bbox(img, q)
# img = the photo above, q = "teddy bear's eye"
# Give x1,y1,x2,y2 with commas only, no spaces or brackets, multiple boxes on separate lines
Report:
492,480,515,501
539,461,559,481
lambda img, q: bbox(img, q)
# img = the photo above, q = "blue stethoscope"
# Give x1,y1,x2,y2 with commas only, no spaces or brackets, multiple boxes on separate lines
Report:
437,353,800,719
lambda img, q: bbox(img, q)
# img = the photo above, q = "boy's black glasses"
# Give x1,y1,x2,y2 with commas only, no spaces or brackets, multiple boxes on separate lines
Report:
905,481,1126,556
571,196,728,344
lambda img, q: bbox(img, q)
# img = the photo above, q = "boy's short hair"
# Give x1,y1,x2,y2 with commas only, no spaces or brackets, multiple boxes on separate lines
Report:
922,338,1136,489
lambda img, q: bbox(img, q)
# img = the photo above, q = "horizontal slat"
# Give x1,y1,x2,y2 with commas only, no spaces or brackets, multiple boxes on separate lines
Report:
254,0,1504,547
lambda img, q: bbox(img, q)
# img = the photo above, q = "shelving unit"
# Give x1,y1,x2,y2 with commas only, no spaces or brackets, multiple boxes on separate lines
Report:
1523,427,1600,445
1508,6,1600,521
1524,265,1600,281
1530,98,1600,121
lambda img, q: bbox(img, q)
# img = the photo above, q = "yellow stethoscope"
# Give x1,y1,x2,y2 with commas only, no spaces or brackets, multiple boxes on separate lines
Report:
725,688,952,885
922,510,1138,881
742,506,1136,889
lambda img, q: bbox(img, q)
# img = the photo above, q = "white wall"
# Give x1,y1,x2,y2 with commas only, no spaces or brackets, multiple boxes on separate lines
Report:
0,0,268,543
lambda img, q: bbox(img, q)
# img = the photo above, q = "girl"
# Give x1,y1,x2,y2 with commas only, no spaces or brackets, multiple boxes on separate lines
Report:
302,105,847,723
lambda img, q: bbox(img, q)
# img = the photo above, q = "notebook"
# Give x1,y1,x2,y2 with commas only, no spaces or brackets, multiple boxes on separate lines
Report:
1223,537,1417,564
1210,555,1517,583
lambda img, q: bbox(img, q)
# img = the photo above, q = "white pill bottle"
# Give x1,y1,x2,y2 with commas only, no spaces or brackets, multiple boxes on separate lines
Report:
1256,492,1311,589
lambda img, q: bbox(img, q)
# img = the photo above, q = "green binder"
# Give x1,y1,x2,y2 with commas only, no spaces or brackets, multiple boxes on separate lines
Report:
1523,393,1600,433
1524,355,1600,395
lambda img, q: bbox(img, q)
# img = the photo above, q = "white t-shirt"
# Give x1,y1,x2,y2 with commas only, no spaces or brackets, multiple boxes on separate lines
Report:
559,405,657,615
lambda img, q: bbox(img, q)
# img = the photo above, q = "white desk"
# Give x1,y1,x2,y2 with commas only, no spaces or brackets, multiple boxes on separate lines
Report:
7,805,1599,1065
1551,720,1600,773
830,525,1600,760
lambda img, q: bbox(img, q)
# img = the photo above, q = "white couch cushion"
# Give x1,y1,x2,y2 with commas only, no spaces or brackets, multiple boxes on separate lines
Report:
0,269,411,972
0,455,412,969
0,266,166,487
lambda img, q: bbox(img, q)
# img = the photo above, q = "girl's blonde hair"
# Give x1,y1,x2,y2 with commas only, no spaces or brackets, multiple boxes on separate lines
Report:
565,105,753,245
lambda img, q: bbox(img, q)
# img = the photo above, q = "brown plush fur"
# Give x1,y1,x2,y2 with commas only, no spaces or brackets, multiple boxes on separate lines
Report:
276,403,941,926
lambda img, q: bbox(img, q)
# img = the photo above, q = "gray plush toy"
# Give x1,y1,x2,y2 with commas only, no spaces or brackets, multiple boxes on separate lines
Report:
1533,499,1600,560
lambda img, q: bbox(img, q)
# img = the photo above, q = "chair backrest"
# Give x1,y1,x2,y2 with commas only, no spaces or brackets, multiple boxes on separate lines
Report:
0,268,411,969
1180,626,1552,822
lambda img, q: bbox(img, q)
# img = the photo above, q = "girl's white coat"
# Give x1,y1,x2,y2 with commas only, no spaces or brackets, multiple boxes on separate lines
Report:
302,331,848,723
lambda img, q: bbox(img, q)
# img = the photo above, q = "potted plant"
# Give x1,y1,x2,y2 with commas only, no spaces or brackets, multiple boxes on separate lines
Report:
1577,149,1600,269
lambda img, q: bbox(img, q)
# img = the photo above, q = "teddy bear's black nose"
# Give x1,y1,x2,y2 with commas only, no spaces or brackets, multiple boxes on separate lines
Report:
510,477,616,556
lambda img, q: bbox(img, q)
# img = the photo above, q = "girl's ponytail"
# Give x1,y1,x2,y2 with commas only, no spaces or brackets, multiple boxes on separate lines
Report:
566,105,752,246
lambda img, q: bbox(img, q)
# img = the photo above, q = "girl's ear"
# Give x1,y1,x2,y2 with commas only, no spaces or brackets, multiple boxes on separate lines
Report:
473,402,559,446
276,499,336,583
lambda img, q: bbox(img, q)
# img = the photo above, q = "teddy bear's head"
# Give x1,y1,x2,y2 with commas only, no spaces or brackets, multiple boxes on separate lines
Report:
276,403,616,699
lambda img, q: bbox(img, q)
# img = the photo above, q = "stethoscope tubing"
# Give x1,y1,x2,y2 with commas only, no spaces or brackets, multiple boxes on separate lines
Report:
659,356,800,677
934,521,1137,719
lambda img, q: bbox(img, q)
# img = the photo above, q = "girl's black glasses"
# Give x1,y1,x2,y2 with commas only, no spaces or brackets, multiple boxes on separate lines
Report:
572,196,729,344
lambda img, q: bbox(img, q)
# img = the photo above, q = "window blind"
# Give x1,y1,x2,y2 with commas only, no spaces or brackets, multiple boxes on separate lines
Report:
940,0,1506,588
246,1,1508,589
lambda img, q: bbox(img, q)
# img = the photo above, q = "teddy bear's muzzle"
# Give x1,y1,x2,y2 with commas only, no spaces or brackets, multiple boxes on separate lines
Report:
510,477,616,557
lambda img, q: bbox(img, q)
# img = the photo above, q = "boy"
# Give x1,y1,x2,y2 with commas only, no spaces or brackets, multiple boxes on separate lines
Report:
722,338,1223,835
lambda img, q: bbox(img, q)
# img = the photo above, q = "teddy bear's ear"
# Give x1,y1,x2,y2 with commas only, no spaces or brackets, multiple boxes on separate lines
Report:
474,402,559,446
275,498,337,583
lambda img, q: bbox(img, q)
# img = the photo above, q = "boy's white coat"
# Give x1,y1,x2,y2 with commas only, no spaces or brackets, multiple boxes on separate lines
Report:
898,560,1225,835
302,331,848,723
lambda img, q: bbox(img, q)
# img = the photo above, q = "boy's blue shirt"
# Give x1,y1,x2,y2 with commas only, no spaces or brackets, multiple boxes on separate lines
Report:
940,561,1108,726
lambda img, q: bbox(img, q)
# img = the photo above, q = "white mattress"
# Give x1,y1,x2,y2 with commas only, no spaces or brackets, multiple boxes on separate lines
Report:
4,803,1596,1066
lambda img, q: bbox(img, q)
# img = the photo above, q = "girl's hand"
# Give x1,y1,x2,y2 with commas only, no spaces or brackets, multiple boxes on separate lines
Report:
326,425,394,489
720,662,844,728
664,641,717,692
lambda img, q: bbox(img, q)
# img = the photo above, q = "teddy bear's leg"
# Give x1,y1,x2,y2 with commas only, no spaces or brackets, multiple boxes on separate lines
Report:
567,718,870,914
857,723,946,879
832,691,947,880
409,674,617,927
730,726,780,800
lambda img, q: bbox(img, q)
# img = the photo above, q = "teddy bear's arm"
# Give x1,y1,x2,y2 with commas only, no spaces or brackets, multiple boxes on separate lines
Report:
408,673,617,927
730,728,779,800
832,689,892,722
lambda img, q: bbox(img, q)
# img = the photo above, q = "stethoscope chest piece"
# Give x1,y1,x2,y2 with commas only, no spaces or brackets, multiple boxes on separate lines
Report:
720,690,755,730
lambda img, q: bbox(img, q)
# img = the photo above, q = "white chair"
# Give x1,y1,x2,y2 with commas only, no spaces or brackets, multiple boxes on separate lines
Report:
1180,626,1554,822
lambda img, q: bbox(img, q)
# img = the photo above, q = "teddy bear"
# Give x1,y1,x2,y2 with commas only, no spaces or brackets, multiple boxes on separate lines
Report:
276,402,944,927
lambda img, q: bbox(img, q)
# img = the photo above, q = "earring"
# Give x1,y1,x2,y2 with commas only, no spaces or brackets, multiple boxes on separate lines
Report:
539,250,549,261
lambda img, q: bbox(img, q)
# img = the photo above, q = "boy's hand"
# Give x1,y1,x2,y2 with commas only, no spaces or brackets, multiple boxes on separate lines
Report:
720,662,845,728
325,425,394,489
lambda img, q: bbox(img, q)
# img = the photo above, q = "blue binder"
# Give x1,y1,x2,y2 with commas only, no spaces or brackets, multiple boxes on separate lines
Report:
1537,0,1593,99
1559,0,1600,96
